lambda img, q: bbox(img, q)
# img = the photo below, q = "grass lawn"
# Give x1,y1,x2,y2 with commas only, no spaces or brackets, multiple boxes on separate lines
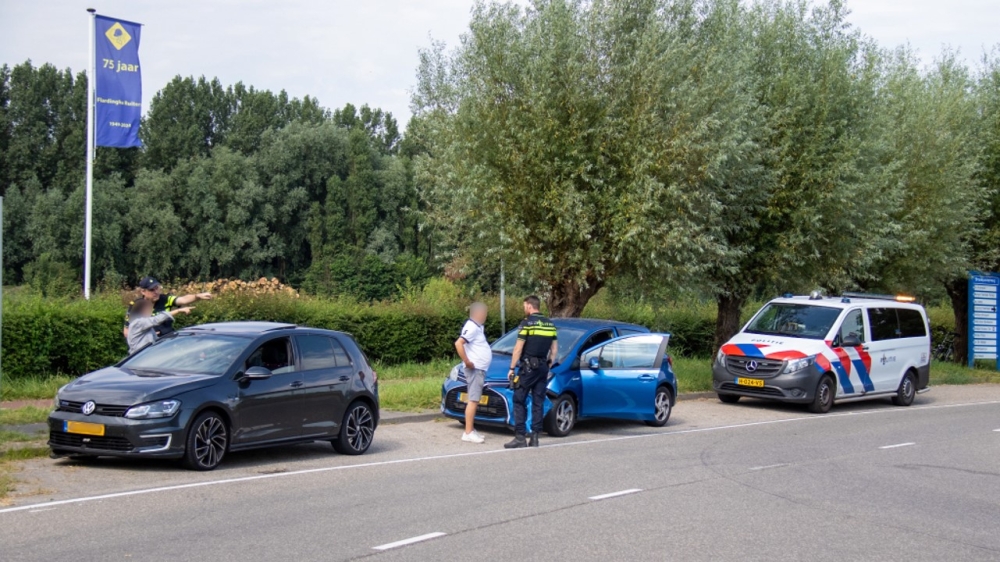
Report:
0,406,51,426
1,374,73,402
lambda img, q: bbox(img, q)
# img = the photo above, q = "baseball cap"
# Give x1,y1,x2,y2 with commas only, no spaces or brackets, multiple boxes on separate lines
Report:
138,276,161,290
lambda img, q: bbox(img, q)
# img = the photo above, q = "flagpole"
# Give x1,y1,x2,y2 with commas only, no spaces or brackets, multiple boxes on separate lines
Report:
84,8,96,300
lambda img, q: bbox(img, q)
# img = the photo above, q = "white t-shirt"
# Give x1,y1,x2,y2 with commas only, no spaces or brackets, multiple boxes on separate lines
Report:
460,319,492,371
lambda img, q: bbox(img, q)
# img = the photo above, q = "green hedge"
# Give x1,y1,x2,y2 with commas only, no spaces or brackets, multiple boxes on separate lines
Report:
0,290,959,381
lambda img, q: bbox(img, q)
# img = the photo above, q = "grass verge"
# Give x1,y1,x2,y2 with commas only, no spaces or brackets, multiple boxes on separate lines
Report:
0,430,50,504
0,406,52,426
1,374,74,402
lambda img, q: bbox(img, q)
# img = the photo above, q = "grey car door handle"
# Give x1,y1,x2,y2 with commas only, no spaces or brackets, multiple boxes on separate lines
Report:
339,375,350,382
290,381,303,388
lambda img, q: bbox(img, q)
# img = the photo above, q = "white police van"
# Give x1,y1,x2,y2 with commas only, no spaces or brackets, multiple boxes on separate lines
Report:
713,292,931,413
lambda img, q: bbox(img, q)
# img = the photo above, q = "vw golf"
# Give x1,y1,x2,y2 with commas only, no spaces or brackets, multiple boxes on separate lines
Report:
49,322,379,470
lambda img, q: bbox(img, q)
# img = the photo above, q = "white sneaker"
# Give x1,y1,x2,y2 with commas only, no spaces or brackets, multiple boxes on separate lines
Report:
462,430,485,444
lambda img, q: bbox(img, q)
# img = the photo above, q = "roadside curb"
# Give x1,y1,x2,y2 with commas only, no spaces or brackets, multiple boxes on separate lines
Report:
676,391,716,401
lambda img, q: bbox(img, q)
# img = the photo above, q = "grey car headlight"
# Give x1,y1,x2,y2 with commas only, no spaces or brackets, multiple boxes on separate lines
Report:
715,350,726,366
782,356,816,374
125,400,181,420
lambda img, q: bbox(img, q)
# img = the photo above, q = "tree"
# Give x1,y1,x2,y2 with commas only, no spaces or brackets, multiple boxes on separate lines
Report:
414,0,757,316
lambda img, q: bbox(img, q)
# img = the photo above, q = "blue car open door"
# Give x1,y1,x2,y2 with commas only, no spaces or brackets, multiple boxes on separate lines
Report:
579,334,668,420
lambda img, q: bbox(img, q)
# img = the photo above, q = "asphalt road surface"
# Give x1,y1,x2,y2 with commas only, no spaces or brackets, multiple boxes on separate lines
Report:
3,386,1000,561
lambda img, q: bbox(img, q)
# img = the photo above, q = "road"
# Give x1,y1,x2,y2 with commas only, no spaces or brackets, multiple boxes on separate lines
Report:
3,386,1000,561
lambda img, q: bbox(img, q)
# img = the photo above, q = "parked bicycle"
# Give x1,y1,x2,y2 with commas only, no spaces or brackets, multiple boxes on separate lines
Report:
933,332,957,362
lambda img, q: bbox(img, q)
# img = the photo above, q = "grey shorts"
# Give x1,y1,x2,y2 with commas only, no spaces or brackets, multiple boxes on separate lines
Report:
465,368,486,402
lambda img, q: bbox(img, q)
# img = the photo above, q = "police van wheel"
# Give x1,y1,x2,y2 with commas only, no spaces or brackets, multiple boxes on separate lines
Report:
544,394,576,437
718,393,740,404
645,387,673,427
891,371,916,407
808,375,835,414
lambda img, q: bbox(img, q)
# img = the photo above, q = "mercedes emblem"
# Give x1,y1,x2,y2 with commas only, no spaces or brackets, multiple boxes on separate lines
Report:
745,360,758,373
81,401,96,415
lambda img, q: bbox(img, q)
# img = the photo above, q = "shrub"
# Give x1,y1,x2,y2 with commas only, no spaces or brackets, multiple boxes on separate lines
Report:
0,285,963,381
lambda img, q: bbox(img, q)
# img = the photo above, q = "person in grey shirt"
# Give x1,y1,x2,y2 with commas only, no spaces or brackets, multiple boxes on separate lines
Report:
126,298,194,354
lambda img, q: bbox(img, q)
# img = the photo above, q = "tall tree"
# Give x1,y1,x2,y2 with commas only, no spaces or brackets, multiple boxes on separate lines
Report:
414,0,756,316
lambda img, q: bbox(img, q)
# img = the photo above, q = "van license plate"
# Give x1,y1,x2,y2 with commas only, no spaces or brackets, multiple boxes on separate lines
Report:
64,421,105,436
736,377,764,388
458,393,489,406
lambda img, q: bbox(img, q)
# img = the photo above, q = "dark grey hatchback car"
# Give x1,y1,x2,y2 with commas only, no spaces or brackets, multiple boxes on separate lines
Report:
48,322,379,470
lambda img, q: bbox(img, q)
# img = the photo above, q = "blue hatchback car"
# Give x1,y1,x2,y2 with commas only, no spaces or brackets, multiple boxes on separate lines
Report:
441,319,677,437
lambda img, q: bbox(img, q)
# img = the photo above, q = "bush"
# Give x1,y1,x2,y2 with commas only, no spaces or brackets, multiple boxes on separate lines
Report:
0,284,964,381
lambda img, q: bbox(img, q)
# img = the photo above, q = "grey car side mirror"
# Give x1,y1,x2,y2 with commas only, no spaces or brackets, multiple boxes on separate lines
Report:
243,366,273,380
588,357,601,370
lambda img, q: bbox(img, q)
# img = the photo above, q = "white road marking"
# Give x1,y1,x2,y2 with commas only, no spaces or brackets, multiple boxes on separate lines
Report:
28,508,57,513
373,532,446,551
879,442,915,449
994,429,1000,432
1,398,997,516
749,463,788,471
589,488,642,501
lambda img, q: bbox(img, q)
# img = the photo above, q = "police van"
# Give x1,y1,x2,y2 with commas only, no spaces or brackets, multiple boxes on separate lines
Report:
713,292,931,413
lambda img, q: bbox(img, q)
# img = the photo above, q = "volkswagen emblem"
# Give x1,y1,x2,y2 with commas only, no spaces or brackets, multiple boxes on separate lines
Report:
81,401,96,416
745,360,759,373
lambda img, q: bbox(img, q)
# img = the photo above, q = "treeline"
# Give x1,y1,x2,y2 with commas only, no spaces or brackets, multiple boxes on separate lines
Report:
0,68,432,300
412,0,1000,360
3,0,1000,364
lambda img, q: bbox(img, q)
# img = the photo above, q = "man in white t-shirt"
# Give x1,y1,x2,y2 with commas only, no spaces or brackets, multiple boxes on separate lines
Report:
455,302,492,443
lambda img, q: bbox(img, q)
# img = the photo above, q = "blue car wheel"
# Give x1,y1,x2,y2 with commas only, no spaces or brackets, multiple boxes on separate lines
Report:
645,386,673,427
544,394,576,437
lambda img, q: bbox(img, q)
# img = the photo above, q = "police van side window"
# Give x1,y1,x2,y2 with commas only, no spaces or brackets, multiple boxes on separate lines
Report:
897,308,927,338
867,308,900,341
835,310,866,346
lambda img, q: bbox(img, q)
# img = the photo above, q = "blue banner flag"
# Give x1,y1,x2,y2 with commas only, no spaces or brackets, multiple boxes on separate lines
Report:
94,15,142,147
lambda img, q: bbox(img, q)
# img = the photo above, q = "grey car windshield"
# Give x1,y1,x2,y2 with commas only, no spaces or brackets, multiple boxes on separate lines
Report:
491,327,586,364
122,334,249,376
745,303,841,340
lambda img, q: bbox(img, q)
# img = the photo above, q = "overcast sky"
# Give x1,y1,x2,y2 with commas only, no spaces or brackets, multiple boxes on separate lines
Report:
0,0,997,126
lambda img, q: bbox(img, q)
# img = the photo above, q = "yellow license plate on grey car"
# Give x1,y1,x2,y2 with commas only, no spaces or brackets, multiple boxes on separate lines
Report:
736,377,765,388
458,393,488,405
65,421,105,436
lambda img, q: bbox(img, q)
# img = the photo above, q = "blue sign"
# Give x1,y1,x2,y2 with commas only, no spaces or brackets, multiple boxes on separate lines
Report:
94,15,142,148
968,272,1000,368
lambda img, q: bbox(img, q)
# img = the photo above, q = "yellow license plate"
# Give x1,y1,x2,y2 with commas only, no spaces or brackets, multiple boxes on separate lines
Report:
458,393,489,406
64,421,105,436
736,377,765,388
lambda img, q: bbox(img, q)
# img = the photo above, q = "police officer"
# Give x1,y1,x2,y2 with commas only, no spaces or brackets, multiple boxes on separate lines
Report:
123,276,212,339
505,295,558,449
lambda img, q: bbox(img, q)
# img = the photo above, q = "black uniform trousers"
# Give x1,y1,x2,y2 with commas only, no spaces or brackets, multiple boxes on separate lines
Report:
513,357,548,438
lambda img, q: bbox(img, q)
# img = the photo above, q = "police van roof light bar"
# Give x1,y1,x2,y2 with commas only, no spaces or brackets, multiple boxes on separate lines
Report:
840,291,916,303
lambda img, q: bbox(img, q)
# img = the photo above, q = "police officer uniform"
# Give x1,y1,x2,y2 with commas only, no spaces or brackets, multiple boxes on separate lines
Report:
506,313,557,448
125,277,180,337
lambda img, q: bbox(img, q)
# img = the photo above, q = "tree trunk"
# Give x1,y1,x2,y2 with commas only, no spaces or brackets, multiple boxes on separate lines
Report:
714,293,747,353
945,277,968,365
547,276,603,318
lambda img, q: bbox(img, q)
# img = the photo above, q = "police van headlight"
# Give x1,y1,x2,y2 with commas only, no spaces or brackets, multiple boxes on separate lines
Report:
782,356,816,374
715,350,726,366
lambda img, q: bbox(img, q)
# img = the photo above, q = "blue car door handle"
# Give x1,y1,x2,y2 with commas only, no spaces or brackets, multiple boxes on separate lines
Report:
290,381,303,388
638,374,656,380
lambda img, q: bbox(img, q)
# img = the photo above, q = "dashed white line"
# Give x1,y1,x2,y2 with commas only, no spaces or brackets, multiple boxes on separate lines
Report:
28,508,57,514
994,429,1000,432
879,442,915,450
749,463,788,471
373,532,446,551
589,488,642,501
1,399,996,516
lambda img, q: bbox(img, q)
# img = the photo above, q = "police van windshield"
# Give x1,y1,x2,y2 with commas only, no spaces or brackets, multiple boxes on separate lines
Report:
745,303,841,340
491,327,586,363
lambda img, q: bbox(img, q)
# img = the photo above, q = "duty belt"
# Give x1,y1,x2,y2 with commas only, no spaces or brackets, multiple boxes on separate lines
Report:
520,356,547,369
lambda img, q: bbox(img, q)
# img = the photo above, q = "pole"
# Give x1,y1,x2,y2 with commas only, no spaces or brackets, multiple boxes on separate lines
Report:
84,8,96,300
499,258,506,333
